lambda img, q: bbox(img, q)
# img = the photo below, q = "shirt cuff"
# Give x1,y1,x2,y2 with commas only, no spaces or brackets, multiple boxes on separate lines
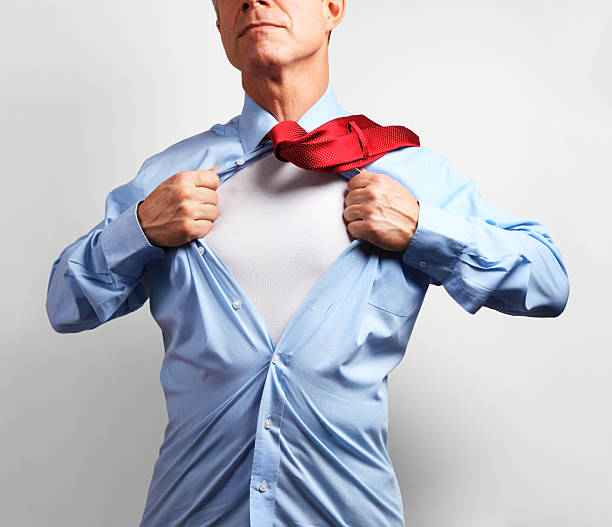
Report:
402,201,469,283
100,200,166,277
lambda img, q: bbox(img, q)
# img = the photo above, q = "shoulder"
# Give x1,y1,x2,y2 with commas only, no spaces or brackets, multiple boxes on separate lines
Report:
366,144,474,204
137,114,241,193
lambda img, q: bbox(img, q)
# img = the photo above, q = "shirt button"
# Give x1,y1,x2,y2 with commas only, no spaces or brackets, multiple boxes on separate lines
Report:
259,480,268,492
236,157,246,166
418,260,429,269
198,246,206,255
232,299,242,309
271,352,280,364
264,416,272,429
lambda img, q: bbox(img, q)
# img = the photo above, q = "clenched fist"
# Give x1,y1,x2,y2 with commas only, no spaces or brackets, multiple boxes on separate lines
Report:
136,167,221,247
343,168,420,252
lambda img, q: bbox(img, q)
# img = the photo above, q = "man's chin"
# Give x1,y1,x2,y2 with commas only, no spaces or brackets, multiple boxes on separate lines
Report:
238,51,289,74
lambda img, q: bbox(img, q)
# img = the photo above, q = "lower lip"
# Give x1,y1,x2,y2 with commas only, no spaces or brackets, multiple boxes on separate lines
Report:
242,25,280,35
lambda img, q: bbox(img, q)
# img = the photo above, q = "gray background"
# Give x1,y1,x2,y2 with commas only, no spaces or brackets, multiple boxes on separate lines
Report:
2,1,610,525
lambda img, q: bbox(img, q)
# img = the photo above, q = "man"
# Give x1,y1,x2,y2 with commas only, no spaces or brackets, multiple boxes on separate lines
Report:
46,0,570,525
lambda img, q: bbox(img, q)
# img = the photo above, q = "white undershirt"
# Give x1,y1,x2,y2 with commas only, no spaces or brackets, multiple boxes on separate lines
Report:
203,152,352,346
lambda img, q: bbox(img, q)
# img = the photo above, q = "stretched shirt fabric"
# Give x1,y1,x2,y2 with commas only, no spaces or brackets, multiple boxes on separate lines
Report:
202,151,352,347
45,82,570,527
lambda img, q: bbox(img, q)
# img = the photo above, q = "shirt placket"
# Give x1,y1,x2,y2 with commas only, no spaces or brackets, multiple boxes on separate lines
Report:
248,348,292,525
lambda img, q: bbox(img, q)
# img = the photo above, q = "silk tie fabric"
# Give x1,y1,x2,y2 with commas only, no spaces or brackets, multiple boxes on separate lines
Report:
267,114,420,174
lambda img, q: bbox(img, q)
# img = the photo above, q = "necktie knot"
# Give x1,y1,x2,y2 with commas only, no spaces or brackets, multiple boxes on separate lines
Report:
266,114,420,174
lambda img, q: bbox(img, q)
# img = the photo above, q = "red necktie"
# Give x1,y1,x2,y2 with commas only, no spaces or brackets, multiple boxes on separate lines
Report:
267,114,420,174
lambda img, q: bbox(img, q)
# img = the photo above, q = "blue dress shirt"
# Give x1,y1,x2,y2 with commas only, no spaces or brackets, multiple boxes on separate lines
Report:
46,81,570,526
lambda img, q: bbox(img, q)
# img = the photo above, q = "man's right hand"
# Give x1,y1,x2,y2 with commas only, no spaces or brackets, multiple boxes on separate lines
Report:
136,167,221,247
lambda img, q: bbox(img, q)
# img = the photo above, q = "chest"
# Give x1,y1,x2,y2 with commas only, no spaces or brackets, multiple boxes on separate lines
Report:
202,152,352,344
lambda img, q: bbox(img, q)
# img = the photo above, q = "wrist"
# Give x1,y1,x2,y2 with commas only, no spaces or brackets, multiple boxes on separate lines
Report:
136,200,154,245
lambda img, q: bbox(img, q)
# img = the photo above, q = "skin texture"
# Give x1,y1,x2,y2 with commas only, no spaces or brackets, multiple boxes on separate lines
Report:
137,168,220,247
138,0,419,250
215,0,341,122
344,168,420,252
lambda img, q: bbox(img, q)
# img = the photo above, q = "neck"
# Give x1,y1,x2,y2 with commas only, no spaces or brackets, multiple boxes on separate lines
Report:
241,51,330,123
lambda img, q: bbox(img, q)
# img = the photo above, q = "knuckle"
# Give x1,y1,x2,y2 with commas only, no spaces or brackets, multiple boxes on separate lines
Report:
365,188,378,200
203,189,217,205
174,171,188,182
176,187,192,201
177,201,192,216
197,220,213,237
364,220,377,235
179,218,193,234
202,204,218,221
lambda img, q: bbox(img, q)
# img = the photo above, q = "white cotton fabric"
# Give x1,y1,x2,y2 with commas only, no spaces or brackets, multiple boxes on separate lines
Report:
203,151,352,346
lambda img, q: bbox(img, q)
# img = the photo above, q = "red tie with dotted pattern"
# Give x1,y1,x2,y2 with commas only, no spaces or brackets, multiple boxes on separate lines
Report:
266,115,420,174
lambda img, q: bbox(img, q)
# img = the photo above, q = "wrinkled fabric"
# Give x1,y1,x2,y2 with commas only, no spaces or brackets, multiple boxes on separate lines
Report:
46,82,569,527
267,114,420,173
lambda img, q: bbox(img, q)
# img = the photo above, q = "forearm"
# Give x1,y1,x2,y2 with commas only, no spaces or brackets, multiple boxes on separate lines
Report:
402,201,570,317
46,201,165,333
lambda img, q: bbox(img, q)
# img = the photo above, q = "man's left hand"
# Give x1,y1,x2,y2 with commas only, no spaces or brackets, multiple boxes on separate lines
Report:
343,168,420,252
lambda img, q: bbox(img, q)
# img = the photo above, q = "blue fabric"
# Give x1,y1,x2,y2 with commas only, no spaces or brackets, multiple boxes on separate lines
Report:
46,81,570,526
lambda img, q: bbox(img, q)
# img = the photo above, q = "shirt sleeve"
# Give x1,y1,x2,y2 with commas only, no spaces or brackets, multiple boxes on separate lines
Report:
401,148,570,317
45,159,166,333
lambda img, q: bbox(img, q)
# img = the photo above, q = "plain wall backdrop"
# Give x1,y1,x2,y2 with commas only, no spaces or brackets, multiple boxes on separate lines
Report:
2,1,610,525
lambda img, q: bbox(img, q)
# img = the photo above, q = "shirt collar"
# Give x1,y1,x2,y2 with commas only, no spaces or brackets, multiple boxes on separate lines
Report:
238,81,350,154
